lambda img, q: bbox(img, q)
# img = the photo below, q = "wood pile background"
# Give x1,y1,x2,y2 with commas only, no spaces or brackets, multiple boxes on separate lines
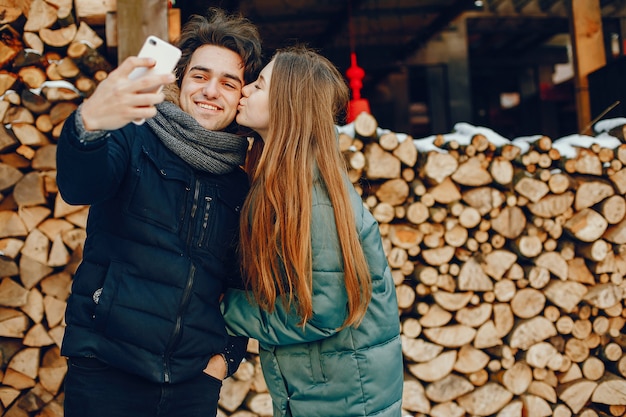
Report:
1,1,626,417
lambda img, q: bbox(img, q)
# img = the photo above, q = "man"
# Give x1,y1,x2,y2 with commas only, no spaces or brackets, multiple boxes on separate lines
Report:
55,8,263,417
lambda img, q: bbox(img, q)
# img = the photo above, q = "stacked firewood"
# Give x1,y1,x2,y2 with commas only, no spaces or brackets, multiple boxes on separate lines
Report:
0,1,109,417
331,112,626,417
2,2,626,417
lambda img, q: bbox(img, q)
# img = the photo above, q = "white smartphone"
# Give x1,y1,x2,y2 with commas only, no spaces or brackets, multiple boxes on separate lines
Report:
129,35,182,124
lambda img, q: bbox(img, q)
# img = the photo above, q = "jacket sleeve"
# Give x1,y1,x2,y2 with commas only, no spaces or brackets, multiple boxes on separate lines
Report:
222,201,350,346
56,109,132,205
221,335,249,377
222,287,341,346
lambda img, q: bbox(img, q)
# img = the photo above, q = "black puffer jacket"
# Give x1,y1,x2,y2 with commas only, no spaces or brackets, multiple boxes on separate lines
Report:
56,111,248,383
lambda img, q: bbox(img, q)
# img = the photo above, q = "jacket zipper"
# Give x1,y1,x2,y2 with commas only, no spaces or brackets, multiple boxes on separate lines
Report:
164,179,201,382
190,180,200,219
164,263,197,382
198,196,212,246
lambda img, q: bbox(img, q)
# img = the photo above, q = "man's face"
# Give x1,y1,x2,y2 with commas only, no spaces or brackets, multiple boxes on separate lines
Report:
179,44,245,131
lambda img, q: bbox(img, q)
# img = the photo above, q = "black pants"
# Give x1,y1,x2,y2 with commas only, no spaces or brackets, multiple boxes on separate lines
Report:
64,357,222,417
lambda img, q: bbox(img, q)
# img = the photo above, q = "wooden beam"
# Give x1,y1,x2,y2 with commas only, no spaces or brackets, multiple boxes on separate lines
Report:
116,0,168,63
74,0,117,26
168,8,181,43
569,0,606,134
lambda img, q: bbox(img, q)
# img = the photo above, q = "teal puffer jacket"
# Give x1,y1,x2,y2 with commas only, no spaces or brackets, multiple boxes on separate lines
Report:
222,178,403,417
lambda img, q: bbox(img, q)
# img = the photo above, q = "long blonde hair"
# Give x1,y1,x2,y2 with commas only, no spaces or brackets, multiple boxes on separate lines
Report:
239,46,372,328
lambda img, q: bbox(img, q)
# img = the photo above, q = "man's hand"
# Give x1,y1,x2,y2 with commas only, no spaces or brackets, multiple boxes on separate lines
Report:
80,56,176,131
203,354,228,380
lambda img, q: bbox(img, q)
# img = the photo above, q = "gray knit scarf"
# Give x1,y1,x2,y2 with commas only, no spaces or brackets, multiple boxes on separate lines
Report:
146,101,248,174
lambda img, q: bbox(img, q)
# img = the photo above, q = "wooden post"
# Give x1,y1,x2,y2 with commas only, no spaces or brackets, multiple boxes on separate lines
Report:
569,0,606,134
116,0,169,63
168,8,181,43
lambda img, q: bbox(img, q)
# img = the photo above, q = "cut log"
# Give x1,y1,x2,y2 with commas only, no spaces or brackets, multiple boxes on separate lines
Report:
575,179,615,211
429,401,465,417
24,0,57,32
420,244,454,266
245,392,273,416
597,195,626,224
583,283,623,309
0,24,23,68
353,112,377,138
582,356,605,381
11,123,49,146
451,156,492,186
457,257,493,291
218,376,253,413
457,382,513,416
500,361,532,395
474,320,503,349
526,341,558,368
392,135,418,166
455,303,492,328
401,378,430,414
0,278,29,307
424,373,473,403
375,178,409,205
509,316,557,350
407,350,456,382
423,152,458,184
514,175,549,203
66,41,112,76
557,378,598,414
401,335,443,363
74,21,104,49
491,206,526,239
489,156,514,185
535,251,568,280
39,24,77,48
564,208,609,242
510,288,545,318
363,143,400,179
521,394,552,417
433,291,473,312
429,177,462,204
423,325,477,348
590,373,626,405
544,280,587,313
454,344,490,375
420,304,452,328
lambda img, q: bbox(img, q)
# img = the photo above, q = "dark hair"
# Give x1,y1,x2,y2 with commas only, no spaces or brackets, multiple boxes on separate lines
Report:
174,7,263,85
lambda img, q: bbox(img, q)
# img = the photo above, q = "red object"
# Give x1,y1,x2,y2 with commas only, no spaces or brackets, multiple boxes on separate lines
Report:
346,52,370,122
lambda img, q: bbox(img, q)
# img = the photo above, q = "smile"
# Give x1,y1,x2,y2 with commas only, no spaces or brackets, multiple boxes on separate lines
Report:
198,103,219,111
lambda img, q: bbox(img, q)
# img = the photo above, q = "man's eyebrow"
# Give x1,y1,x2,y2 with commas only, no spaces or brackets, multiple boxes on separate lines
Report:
188,65,243,86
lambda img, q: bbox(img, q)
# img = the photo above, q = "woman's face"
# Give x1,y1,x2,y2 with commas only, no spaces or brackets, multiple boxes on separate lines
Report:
237,60,274,139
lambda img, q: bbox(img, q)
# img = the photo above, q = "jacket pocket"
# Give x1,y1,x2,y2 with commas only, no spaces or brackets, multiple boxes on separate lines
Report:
91,260,176,351
274,342,327,386
124,146,189,232
197,190,242,261
308,341,326,383
91,261,121,334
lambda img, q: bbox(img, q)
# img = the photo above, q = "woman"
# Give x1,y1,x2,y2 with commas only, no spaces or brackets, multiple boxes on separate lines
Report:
222,46,403,417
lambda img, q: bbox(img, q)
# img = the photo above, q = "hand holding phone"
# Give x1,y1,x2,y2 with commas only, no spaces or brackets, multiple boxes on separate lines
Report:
129,36,182,124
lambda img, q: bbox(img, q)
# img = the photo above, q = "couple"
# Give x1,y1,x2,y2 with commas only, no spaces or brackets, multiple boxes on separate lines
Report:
56,7,403,417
